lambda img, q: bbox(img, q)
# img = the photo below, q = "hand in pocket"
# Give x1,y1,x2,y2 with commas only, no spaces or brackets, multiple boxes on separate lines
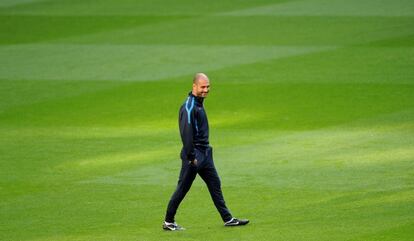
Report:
189,159,198,166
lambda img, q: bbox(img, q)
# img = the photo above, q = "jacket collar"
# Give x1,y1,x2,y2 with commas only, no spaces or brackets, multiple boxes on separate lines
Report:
189,91,204,106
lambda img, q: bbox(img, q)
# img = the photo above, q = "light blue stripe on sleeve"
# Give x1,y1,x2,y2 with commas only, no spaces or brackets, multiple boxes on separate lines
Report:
185,97,195,124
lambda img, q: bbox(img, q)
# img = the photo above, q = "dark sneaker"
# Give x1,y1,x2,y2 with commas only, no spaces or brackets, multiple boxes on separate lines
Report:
163,221,185,231
224,217,249,226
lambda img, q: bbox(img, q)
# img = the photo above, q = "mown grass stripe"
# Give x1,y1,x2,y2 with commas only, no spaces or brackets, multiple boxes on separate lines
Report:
0,44,335,81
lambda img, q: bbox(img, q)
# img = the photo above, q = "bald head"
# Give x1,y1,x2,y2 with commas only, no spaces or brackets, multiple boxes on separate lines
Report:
192,73,210,98
193,73,209,84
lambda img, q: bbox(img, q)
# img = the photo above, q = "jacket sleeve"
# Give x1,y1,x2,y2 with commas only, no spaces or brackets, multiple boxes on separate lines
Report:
179,103,196,161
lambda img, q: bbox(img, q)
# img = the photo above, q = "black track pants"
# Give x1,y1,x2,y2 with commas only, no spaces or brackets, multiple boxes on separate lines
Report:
165,147,232,223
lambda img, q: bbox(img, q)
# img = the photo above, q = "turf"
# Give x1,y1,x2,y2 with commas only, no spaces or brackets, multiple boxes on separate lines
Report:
1,0,413,240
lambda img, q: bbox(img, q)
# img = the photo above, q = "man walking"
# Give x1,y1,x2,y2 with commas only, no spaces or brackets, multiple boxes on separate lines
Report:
163,73,249,231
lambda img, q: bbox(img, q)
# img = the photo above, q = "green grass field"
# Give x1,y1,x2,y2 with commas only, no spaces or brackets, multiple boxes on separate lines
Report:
1,0,414,240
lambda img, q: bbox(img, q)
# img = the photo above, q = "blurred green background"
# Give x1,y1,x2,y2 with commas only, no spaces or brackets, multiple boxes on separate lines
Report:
1,0,413,240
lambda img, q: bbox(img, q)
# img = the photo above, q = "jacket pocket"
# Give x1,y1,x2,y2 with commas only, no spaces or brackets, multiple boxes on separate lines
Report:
194,148,206,169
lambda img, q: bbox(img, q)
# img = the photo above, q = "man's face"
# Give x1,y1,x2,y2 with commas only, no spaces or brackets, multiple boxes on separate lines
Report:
193,78,210,98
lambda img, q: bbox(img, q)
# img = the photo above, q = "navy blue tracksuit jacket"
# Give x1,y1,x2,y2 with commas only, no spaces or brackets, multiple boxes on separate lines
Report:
179,92,209,162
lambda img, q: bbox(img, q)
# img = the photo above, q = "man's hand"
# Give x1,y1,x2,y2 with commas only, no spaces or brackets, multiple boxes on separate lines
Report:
189,159,198,166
